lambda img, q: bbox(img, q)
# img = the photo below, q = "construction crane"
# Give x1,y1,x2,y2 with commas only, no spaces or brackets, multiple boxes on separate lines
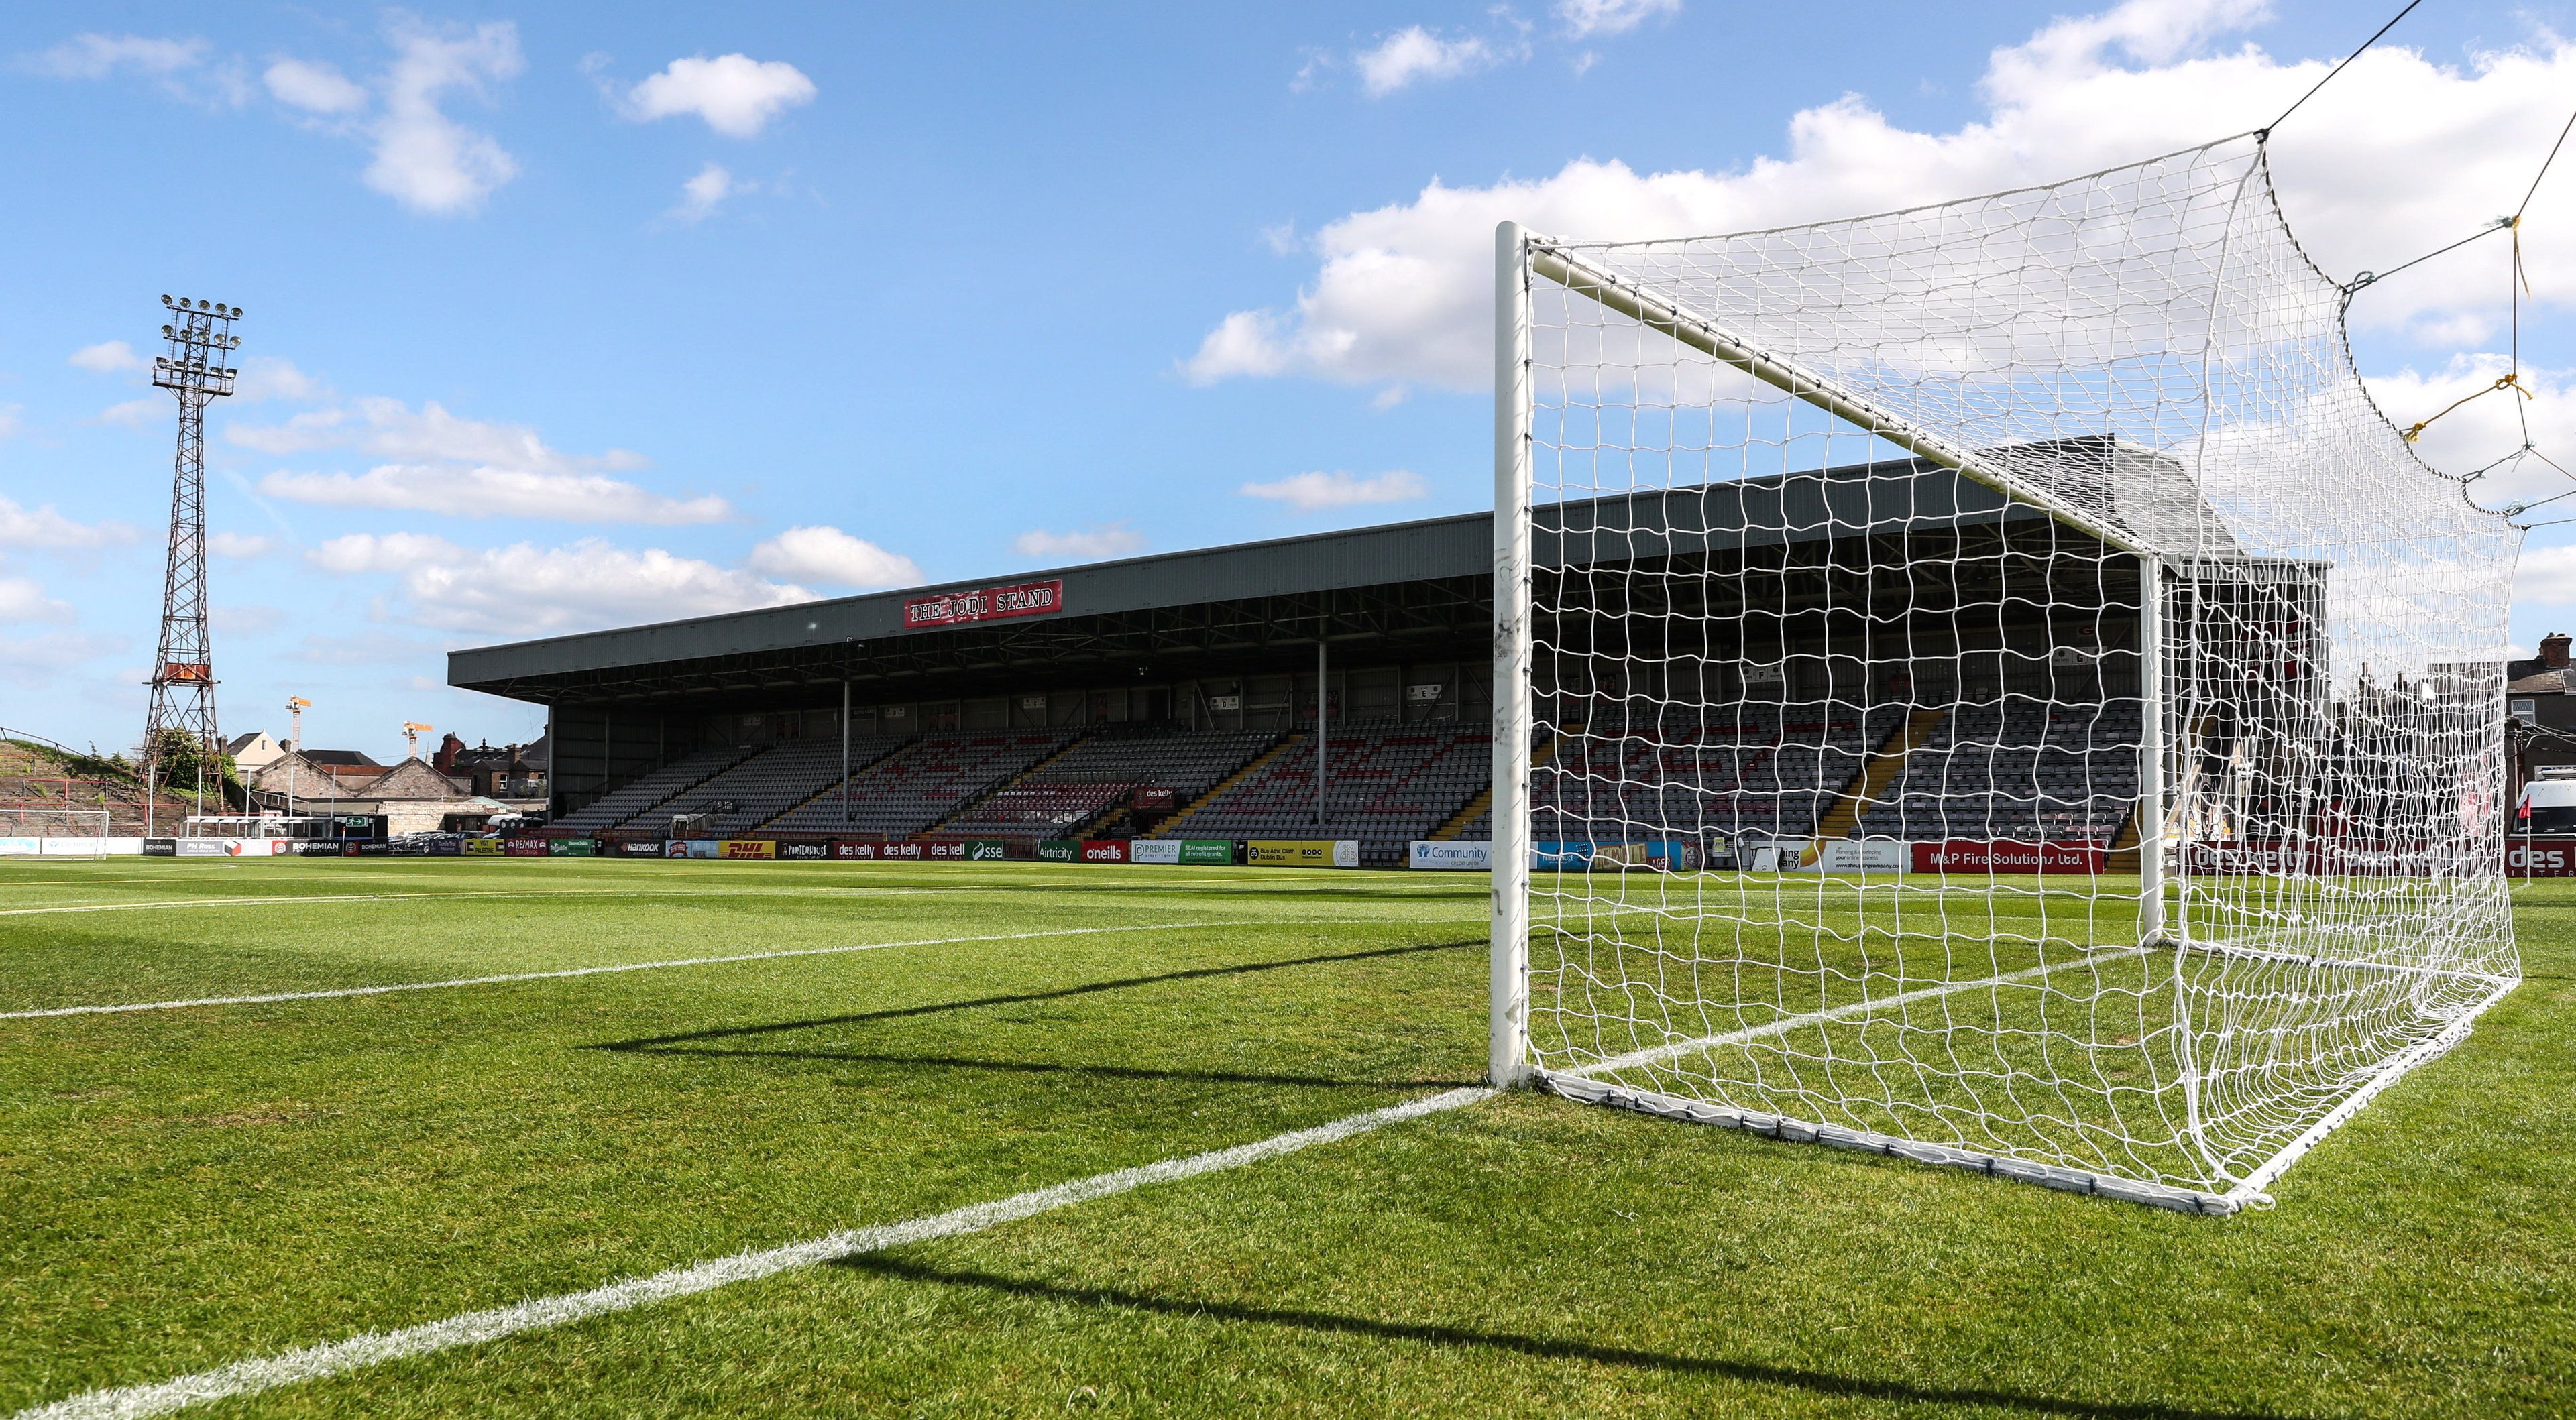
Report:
403,721,433,759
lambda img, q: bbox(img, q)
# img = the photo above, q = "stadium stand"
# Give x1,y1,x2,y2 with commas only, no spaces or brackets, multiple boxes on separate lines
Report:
648,737,911,835
1852,697,2143,843
1530,701,1903,844
765,731,1070,836
1155,719,1488,865
553,745,755,834
935,725,1278,838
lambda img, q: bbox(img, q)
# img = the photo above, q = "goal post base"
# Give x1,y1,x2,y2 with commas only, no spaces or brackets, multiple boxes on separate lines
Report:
1534,1069,2247,1216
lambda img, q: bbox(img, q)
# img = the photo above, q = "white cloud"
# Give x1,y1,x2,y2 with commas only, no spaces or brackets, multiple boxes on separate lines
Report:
1199,2,2576,392
0,630,123,671
747,526,923,588
671,162,737,221
97,398,160,429
624,54,816,137
235,396,644,474
1239,469,1429,511
363,18,524,215
259,463,730,525
213,604,284,636
310,532,819,636
31,33,207,79
207,532,280,559
1013,524,1146,563
2514,545,2576,608
1354,27,1514,97
1553,0,1682,39
264,57,367,114
233,355,325,404
0,575,74,625
69,340,142,373
0,494,131,550
27,32,243,106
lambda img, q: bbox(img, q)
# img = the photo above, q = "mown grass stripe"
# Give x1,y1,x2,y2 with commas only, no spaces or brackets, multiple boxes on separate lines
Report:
13,1086,1496,1420
0,923,1227,1020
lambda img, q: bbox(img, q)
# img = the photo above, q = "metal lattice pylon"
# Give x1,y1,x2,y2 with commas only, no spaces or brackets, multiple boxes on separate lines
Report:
142,295,243,807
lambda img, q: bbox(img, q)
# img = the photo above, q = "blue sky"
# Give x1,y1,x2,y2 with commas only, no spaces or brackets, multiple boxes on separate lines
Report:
1,0,2571,760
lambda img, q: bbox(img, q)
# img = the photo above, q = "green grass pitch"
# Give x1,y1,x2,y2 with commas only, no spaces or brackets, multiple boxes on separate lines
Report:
2,857,2569,1417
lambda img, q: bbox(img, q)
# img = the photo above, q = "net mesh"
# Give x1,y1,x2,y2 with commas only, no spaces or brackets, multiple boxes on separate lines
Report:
1514,135,2521,1208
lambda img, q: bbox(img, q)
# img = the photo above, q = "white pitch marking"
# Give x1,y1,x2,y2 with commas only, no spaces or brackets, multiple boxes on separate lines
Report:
0,923,1229,1020
1560,944,2155,1077
13,1085,1496,1420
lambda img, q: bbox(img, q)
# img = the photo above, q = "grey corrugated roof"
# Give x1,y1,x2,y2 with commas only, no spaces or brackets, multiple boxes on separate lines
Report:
447,455,2068,692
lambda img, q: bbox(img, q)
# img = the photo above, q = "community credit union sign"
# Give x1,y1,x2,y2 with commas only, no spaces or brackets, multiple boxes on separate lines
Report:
903,579,1063,629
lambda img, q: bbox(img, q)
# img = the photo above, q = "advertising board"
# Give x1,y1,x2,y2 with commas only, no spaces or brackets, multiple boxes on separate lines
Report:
143,838,177,857
1037,839,1078,862
505,837,548,857
966,839,1007,862
1408,841,1492,870
832,840,879,860
901,578,1063,630
1914,841,2107,874
668,839,721,860
464,838,504,857
777,841,828,861
2508,837,2576,876
296,841,346,857
176,838,229,857
617,839,663,857
1133,787,1176,810
1246,839,1359,868
922,840,968,860
547,838,596,857
881,841,925,860
718,839,777,860
0,837,40,856
1126,839,1180,864
1179,839,1234,866
429,837,463,856
1080,839,1129,864
1809,839,1905,874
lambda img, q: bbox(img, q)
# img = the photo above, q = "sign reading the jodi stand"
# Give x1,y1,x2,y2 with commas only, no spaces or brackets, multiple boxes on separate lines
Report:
902,579,1062,629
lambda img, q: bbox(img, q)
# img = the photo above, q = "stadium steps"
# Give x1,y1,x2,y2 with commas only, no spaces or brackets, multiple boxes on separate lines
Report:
565,745,763,833
2103,798,2147,874
1431,727,1571,840
920,731,1101,836
1815,707,1947,847
750,737,918,831
1156,733,1304,835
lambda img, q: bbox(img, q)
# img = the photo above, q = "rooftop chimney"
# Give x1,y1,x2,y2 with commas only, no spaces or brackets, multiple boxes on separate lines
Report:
2544,632,2571,670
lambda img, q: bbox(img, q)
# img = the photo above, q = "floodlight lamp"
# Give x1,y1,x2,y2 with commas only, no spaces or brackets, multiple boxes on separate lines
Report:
229,306,242,317
161,294,173,306
161,325,174,337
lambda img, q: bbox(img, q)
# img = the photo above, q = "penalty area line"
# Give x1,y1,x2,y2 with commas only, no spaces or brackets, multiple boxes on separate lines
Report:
0,923,1227,1020
13,1085,1496,1420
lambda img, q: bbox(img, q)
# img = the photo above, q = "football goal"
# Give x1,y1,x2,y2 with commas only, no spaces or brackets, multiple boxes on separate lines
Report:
1,808,114,856
1489,135,2521,1214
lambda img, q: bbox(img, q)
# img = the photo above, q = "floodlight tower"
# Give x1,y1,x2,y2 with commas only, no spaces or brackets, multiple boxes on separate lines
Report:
142,295,243,810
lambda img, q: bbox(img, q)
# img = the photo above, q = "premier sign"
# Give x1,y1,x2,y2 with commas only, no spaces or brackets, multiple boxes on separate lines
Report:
902,579,1062,630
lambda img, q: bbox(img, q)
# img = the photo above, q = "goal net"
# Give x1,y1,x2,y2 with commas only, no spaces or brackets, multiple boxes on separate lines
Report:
1,808,115,856
1492,135,2521,1213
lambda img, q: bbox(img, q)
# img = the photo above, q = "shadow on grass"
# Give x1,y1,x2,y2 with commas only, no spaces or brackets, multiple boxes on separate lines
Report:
838,1256,2287,1420
585,939,1480,1054
604,1043,1475,1092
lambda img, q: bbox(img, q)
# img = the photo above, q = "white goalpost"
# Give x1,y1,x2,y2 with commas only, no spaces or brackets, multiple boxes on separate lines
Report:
1,808,115,857
1490,135,2522,1213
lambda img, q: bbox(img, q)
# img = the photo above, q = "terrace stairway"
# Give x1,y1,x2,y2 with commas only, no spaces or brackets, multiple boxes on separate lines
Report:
1810,707,1948,849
